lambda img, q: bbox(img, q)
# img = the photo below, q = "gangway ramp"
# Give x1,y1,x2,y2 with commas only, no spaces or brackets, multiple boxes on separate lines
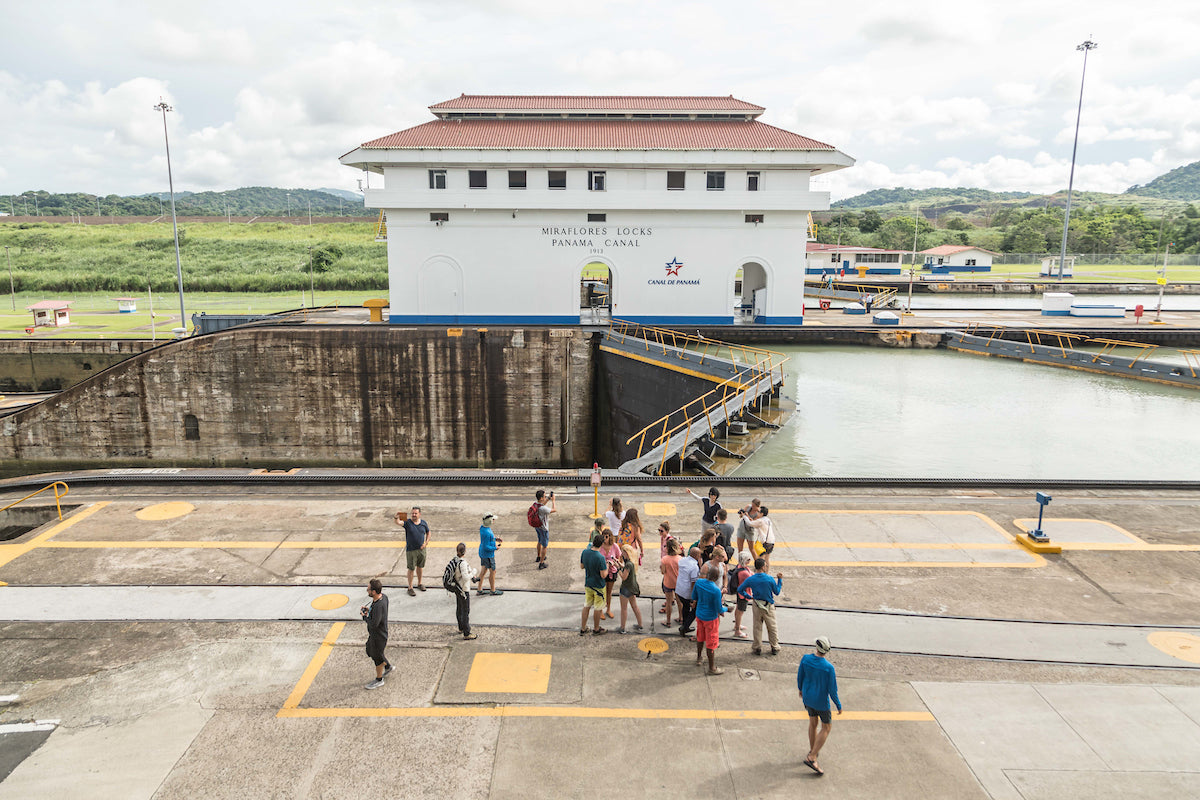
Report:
805,280,899,307
603,322,788,475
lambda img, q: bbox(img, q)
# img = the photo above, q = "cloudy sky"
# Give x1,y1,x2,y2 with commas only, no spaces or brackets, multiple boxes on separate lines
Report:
2,0,1197,202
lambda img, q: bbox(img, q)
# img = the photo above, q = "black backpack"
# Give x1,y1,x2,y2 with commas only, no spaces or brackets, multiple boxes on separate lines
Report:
442,556,461,592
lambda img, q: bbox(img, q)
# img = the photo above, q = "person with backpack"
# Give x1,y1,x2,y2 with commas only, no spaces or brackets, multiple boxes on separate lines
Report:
727,552,753,639
443,542,478,640
528,489,556,570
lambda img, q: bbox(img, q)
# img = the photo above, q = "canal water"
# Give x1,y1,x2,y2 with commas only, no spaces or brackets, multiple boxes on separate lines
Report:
903,293,1199,311
738,344,1200,480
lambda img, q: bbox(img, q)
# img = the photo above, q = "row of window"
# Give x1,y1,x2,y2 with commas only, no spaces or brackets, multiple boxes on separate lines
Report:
828,253,901,263
429,212,767,224
429,169,761,192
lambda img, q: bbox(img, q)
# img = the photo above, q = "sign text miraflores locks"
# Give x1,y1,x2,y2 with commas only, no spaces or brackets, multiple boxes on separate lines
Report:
540,225,652,249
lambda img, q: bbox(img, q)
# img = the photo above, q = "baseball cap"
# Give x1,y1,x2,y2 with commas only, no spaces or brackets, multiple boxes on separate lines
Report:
815,636,831,654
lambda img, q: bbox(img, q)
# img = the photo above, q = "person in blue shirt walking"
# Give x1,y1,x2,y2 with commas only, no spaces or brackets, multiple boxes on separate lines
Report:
476,513,504,597
737,557,782,655
797,636,842,775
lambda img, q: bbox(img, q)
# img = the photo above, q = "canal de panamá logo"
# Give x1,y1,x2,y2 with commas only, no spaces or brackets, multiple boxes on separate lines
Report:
648,257,699,286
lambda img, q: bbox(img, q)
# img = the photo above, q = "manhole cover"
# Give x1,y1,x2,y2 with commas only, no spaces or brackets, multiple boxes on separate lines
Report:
739,668,760,681
638,637,669,655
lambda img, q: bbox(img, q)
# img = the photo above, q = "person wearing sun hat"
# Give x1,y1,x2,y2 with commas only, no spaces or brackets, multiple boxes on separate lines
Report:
797,636,842,775
476,513,504,597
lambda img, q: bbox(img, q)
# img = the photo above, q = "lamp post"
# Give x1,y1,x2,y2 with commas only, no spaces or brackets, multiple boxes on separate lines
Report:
1056,38,1099,280
154,98,187,332
1153,242,1171,324
287,193,292,218
4,246,13,310
307,245,315,308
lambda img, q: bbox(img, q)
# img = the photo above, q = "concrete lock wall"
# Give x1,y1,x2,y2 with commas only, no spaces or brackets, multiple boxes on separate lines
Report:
0,327,595,469
0,339,158,392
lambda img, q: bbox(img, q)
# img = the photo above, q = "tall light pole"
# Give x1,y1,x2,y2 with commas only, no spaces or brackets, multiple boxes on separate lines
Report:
287,192,292,218
154,98,187,331
307,245,315,307
4,246,13,310
1056,38,1098,280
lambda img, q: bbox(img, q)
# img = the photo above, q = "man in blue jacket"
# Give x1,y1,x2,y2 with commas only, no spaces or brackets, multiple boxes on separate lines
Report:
797,636,842,775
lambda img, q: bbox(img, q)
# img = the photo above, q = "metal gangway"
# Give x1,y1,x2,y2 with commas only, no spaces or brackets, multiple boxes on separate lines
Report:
804,280,899,308
608,321,788,475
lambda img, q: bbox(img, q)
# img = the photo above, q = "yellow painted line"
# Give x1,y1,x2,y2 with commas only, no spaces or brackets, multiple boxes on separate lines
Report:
775,541,1021,550
278,705,933,722
0,501,111,571
599,345,740,386
1057,543,1200,552
1013,518,1146,544
771,558,1044,569
278,621,345,713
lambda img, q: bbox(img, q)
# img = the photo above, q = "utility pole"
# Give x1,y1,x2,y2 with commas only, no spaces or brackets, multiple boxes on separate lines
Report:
287,193,292,218
154,98,187,332
1153,242,1170,324
1057,38,1099,280
308,245,315,307
307,198,312,226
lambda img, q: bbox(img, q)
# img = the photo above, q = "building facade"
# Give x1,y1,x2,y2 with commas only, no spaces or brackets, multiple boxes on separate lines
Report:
340,96,853,325
920,245,996,272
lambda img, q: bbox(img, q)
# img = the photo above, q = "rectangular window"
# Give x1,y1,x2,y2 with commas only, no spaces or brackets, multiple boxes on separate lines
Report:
428,169,446,190
468,170,487,189
548,170,566,189
508,170,526,189
588,170,606,191
430,212,449,222
830,254,840,263
706,171,725,190
747,171,760,191
745,214,764,223
587,213,606,222
666,171,685,190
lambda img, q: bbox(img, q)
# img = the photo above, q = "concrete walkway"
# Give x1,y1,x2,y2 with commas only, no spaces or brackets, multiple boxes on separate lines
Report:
2,584,1196,670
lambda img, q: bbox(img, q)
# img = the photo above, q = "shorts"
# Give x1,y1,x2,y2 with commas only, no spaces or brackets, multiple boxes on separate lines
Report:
584,586,606,610
480,557,496,570
535,527,549,547
805,705,832,724
662,582,676,595
735,596,748,612
406,549,426,570
365,635,388,666
619,587,639,598
695,618,720,649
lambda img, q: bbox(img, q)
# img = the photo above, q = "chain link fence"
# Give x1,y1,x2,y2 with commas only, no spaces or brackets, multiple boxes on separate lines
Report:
993,253,1200,266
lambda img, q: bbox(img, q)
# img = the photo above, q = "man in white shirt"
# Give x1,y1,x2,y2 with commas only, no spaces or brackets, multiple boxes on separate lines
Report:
675,547,701,636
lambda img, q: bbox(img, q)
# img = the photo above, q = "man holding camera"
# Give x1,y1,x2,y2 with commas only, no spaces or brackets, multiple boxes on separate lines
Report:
533,489,556,570
361,578,392,690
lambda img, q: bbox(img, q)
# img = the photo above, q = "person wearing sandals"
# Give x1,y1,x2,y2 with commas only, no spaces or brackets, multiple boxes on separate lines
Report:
727,553,753,639
617,507,645,565
616,544,644,633
580,533,608,636
660,537,681,626
798,636,842,775
476,513,504,597
692,563,726,675
599,530,622,620
685,487,722,538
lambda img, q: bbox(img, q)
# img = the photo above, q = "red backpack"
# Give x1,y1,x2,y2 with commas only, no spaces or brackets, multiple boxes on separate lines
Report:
526,503,542,528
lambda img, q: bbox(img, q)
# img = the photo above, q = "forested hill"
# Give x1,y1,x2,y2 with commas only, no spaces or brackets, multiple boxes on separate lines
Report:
4,187,365,217
834,187,1033,208
1125,161,1200,200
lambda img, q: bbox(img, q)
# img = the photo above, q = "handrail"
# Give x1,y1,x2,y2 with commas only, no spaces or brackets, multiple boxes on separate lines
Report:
0,481,69,521
610,319,789,388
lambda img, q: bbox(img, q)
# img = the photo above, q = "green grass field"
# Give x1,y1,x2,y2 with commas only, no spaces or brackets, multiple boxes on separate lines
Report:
1,291,386,338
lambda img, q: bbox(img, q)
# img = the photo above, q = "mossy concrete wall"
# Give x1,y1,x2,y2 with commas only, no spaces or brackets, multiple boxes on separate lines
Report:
0,339,157,392
0,326,594,469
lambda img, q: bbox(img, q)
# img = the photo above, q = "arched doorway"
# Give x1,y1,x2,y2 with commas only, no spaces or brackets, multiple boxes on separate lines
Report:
580,260,614,324
418,256,464,321
738,261,768,323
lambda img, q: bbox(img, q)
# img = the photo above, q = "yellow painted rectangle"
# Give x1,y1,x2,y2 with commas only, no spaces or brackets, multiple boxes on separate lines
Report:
447,328,463,337
643,502,676,516
465,653,552,694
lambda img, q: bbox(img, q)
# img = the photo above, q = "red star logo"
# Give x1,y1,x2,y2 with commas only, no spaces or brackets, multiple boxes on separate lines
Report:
665,258,683,276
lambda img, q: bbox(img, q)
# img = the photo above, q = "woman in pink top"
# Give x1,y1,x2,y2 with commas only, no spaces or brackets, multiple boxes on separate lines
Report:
659,537,682,626
599,530,623,620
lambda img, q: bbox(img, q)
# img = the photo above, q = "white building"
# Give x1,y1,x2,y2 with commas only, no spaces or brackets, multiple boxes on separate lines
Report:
340,95,853,325
806,242,910,275
920,245,996,272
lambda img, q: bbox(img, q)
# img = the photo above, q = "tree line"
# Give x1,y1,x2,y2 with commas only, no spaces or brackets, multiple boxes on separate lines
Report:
3,187,365,218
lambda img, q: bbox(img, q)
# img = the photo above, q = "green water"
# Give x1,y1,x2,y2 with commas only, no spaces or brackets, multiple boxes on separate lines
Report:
738,345,1200,480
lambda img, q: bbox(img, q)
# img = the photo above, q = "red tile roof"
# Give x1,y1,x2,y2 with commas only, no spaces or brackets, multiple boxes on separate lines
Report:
360,119,834,151
807,243,909,254
27,300,72,310
920,245,999,256
429,95,764,112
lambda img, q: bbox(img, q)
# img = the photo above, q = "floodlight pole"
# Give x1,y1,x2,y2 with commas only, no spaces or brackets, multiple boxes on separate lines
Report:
1057,38,1098,280
154,99,187,331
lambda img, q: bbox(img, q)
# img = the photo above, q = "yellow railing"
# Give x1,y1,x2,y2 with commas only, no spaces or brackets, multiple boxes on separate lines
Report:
612,321,788,474
804,279,899,307
374,210,387,241
0,481,69,521
608,320,788,388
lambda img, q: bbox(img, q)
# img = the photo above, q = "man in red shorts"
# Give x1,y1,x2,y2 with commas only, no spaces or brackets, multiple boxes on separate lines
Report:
692,563,727,675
